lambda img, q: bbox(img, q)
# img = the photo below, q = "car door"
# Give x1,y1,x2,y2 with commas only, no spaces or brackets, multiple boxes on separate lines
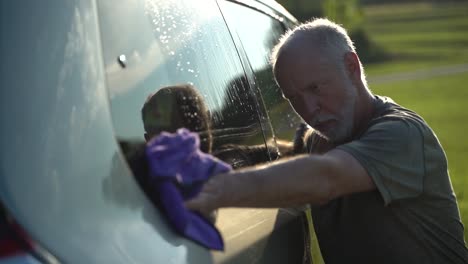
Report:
95,0,301,263
98,0,310,262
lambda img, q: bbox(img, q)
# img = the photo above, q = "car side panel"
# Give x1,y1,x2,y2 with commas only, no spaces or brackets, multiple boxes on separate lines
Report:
0,1,211,263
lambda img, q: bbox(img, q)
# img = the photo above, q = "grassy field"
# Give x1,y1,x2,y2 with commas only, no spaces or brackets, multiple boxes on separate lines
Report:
363,2,468,241
363,2,468,75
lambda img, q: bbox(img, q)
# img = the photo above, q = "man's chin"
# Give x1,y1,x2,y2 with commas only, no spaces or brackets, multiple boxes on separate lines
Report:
318,129,348,145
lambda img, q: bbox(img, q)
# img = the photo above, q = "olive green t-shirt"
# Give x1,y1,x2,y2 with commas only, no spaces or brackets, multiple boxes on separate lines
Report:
310,95,468,263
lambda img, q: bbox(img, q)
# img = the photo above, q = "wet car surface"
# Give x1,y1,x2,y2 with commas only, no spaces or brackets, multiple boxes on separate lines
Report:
0,0,310,263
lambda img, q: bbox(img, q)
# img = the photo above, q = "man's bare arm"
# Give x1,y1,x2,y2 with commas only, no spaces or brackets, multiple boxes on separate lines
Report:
185,149,375,214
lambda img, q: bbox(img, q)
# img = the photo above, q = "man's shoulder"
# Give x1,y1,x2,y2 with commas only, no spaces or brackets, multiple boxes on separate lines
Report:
373,95,421,122
369,95,431,137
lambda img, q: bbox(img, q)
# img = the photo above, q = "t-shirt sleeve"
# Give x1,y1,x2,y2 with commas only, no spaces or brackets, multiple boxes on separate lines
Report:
336,119,425,206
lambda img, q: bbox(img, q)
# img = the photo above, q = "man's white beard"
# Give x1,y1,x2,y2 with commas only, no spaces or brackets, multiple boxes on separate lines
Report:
319,85,357,144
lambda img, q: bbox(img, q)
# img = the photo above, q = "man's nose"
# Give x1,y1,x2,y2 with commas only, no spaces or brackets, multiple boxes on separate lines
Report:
297,96,320,123
304,96,320,116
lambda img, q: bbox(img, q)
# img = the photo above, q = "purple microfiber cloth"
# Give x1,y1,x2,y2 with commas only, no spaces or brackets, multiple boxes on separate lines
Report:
145,128,231,250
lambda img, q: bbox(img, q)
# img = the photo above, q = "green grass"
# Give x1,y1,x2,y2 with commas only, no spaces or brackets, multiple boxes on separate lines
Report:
363,2,468,241
363,2,468,76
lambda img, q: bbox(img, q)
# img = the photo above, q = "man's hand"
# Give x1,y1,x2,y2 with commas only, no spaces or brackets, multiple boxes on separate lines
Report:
185,172,228,218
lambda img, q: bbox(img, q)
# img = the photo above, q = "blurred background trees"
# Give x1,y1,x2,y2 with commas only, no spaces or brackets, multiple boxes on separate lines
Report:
277,0,388,63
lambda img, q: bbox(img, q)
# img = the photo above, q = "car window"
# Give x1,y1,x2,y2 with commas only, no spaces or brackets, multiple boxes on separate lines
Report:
214,3,307,264
219,1,304,156
96,0,271,168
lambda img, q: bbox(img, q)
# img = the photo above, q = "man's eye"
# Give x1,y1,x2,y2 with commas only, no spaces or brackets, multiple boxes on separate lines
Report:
309,85,322,95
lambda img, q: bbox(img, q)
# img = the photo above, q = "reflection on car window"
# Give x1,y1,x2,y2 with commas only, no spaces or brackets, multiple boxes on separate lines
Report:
141,84,213,153
96,0,270,168
220,2,303,152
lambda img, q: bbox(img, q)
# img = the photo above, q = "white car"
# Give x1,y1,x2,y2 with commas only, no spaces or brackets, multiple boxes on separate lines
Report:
0,0,312,263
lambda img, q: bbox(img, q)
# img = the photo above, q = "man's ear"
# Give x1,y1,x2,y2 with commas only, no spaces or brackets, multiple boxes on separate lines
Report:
344,52,361,82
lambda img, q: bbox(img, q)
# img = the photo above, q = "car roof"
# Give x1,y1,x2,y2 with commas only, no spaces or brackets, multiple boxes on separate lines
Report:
228,0,298,24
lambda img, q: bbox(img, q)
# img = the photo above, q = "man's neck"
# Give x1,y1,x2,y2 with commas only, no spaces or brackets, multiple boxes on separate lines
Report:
352,89,377,139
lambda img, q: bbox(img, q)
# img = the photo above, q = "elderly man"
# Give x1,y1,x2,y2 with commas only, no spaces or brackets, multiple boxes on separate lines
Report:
186,18,468,262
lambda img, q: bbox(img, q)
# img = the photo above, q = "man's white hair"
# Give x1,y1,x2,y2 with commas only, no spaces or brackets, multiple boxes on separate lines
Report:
271,18,368,87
